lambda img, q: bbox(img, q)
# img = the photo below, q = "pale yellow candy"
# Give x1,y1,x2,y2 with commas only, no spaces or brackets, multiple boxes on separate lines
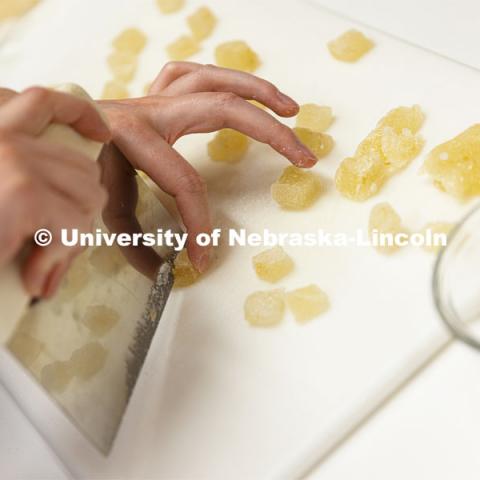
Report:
286,285,330,323
166,35,200,61
0,0,38,21
420,222,454,253
215,40,260,72
327,29,374,62
70,342,108,381
101,81,130,100
157,0,184,14
89,245,126,276
249,100,266,110
244,289,285,327
41,361,73,394
423,125,480,198
296,104,333,132
377,105,425,134
187,6,217,41
271,166,322,210
113,28,147,54
252,246,294,283
369,202,408,254
293,127,334,159
82,305,120,336
107,50,138,83
380,127,424,172
9,332,43,367
173,250,200,288
208,129,249,163
59,255,90,299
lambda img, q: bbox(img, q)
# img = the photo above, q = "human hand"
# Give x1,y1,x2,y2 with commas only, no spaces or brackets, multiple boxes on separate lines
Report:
99,62,316,274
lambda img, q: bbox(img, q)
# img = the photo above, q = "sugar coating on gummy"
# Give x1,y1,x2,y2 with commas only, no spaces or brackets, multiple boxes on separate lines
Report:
215,41,260,72
188,6,217,41
271,166,322,210
244,289,285,327
423,125,480,198
173,250,200,288
328,29,374,62
113,28,147,54
285,284,330,323
252,246,294,283
166,36,200,61
208,129,249,163
293,127,334,159
82,305,120,336
368,202,408,254
296,104,333,132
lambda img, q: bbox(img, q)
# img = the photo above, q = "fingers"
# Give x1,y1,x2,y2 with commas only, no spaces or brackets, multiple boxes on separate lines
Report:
0,87,111,142
165,92,317,167
159,64,299,117
149,61,200,93
112,123,212,272
99,144,163,281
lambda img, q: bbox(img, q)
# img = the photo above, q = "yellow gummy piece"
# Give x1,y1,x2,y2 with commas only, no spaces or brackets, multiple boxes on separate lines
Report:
420,222,454,253
271,165,322,210
70,342,108,381
285,284,330,323
40,361,73,394
244,289,285,327
107,50,138,83
89,245,126,275
293,127,334,159
215,40,260,72
208,129,249,163
113,28,147,54
9,332,43,367
187,6,217,41
0,0,38,21
101,80,130,100
156,0,184,14
82,305,120,336
252,246,294,283
296,104,334,132
327,29,374,62
173,249,201,288
368,202,408,254
166,35,200,61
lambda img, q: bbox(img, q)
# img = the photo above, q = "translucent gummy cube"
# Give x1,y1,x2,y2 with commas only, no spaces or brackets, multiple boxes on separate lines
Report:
327,29,374,62
82,305,120,336
173,249,200,288
107,51,138,83
166,35,200,61
208,129,249,163
296,104,333,132
244,289,285,327
40,361,73,394
293,127,334,159
215,40,260,72
112,28,147,54
156,0,184,14
285,284,330,323
187,6,217,41
252,246,294,283
368,202,408,254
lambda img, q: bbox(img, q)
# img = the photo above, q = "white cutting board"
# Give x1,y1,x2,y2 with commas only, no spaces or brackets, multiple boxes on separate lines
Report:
1,0,479,478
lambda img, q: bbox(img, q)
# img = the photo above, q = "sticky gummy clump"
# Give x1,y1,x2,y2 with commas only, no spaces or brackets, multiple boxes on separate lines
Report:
107,51,138,83
335,105,425,200
173,250,200,288
41,361,73,394
327,29,374,62
423,125,480,198
188,6,217,41
244,289,285,327
215,41,260,72
252,246,294,283
296,104,333,132
9,332,43,367
368,202,408,254
101,81,129,100
70,342,108,381
208,129,249,163
293,127,334,159
156,0,184,14
271,166,322,210
82,305,120,336
112,28,147,54
420,222,454,253
285,284,330,323
166,36,200,60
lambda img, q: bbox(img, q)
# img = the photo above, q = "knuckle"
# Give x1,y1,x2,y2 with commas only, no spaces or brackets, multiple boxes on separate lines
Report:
176,172,207,196
162,61,181,75
23,86,50,107
216,92,240,110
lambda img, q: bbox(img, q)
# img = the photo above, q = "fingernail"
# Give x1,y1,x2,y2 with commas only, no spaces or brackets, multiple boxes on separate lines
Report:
276,90,297,107
196,250,211,274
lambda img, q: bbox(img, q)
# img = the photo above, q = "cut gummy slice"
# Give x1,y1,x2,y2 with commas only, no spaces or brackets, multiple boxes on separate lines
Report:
293,127,334,159
252,246,294,283
215,40,260,72
9,332,43,367
173,250,200,288
41,361,73,394
423,124,480,198
89,245,126,276
420,222,454,253
0,0,38,20
70,342,108,381
101,81,130,100
208,129,249,163
296,104,333,132
157,0,184,13
286,284,330,323
327,29,374,62
368,202,408,254
166,35,200,61
82,305,120,336
187,6,217,41
107,51,138,83
244,289,285,327
112,28,147,54
271,166,322,210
